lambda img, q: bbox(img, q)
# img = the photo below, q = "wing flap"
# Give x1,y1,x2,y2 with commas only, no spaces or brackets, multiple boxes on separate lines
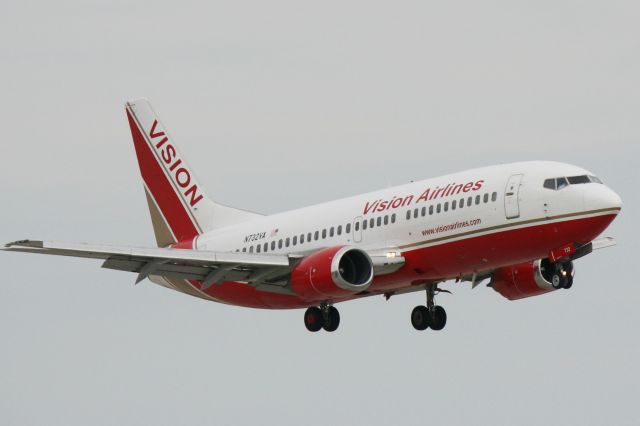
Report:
4,240,292,291
4,240,290,266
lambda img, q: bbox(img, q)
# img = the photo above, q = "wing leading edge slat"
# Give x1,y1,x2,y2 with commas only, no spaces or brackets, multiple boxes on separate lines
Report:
3,240,292,292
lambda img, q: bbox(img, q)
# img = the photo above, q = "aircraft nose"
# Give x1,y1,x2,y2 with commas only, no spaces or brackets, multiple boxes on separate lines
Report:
606,187,623,211
585,184,623,213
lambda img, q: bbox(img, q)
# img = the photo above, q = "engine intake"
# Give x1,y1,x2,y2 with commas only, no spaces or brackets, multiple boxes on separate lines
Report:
290,246,374,301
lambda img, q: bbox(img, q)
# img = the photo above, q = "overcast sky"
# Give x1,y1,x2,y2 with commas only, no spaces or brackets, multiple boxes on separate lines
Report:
1,1,639,425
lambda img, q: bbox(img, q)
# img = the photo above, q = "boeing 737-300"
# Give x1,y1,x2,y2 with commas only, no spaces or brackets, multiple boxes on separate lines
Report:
3,99,623,333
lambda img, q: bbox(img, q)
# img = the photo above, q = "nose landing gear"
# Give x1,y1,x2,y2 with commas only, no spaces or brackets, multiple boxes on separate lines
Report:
550,261,574,289
411,285,448,332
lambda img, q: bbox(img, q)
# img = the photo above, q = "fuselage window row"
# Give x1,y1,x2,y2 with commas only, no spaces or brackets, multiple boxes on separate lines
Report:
240,212,397,253
406,191,498,221
242,190,497,253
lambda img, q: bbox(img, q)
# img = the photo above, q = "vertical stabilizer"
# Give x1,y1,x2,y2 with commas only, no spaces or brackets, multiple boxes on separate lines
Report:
125,99,261,247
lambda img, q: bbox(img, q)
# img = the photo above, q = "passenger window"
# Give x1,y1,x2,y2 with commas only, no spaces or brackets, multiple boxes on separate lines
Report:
256,245,261,253
354,222,359,232
421,207,426,216
452,200,457,210
483,193,489,203
322,229,327,239
330,227,335,237
468,197,473,207
376,217,381,226
413,208,419,219
263,243,268,252
543,179,557,190
363,220,368,230
249,246,254,253
307,232,312,242
444,202,449,212
271,241,275,250
557,178,569,190
492,192,497,202
437,204,442,213
384,215,389,225
314,231,319,240
300,234,305,244
459,198,464,209
242,247,246,252
278,240,283,249
475,195,481,205
406,210,411,220
347,223,352,233
429,205,434,215
285,237,290,247
391,213,396,223
293,236,298,245
369,218,375,228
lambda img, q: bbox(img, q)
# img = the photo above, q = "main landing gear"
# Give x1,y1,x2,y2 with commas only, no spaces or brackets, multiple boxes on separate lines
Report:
411,285,448,332
304,303,340,332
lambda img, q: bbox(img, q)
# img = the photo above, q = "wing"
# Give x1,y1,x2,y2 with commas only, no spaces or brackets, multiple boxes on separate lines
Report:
3,240,293,293
2,240,406,295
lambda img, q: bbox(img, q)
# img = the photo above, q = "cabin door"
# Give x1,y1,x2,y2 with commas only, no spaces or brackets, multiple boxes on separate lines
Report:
505,174,523,219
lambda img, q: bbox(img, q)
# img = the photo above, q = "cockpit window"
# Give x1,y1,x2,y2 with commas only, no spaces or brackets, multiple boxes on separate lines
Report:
544,175,602,190
567,175,591,185
557,177,569,190
543,179,556,190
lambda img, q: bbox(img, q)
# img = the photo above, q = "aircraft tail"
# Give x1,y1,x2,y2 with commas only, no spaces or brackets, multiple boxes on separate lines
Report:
125,99,261,247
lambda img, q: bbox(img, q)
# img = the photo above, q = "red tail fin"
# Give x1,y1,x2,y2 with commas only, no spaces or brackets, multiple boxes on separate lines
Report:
125,99,262,247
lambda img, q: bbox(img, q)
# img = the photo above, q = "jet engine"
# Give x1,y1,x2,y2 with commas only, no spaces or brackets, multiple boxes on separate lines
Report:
290,246,374,301
491,259,574,301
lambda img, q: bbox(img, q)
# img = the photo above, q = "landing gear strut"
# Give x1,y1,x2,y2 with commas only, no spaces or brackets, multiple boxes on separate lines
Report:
411,285,447,331
304,303,340,332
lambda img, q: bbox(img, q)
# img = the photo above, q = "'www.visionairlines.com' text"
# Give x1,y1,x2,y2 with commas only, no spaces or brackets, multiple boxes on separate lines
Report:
422,218,482,237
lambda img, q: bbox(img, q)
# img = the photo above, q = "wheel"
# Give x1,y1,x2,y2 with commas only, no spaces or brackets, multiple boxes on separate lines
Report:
551,273,563,289
564,275,574,289
411,306,430,331
322,306,340,332
430,306,447,331
304,307,323,332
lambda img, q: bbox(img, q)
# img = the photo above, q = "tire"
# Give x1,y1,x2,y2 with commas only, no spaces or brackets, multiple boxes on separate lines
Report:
564,275,574,289
430,306,447,331
322,306,340,332
304,307,323,332
411,306,430,331
551,273,563,289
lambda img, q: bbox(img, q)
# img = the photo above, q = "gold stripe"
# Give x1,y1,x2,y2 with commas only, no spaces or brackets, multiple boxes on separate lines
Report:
399,207,620,250
144,187,177,248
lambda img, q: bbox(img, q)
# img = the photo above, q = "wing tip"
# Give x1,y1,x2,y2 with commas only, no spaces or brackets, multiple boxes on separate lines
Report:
4,240,43,249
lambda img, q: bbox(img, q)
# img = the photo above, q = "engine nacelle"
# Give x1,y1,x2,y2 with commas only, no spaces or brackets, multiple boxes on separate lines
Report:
491,259,574,301
290,246,374,301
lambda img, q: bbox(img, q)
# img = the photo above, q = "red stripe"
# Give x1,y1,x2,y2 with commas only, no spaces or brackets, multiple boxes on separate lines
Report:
126,108,199,242
190,213,618,309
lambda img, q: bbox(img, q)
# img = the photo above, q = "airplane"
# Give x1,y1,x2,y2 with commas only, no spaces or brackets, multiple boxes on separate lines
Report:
2,99,623,333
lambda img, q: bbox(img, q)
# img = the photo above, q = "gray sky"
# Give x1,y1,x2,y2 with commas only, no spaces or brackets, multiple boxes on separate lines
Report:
1,1,639,425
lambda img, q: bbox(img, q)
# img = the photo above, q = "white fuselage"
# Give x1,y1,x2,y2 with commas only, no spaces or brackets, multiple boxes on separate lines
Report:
195,161,621,265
